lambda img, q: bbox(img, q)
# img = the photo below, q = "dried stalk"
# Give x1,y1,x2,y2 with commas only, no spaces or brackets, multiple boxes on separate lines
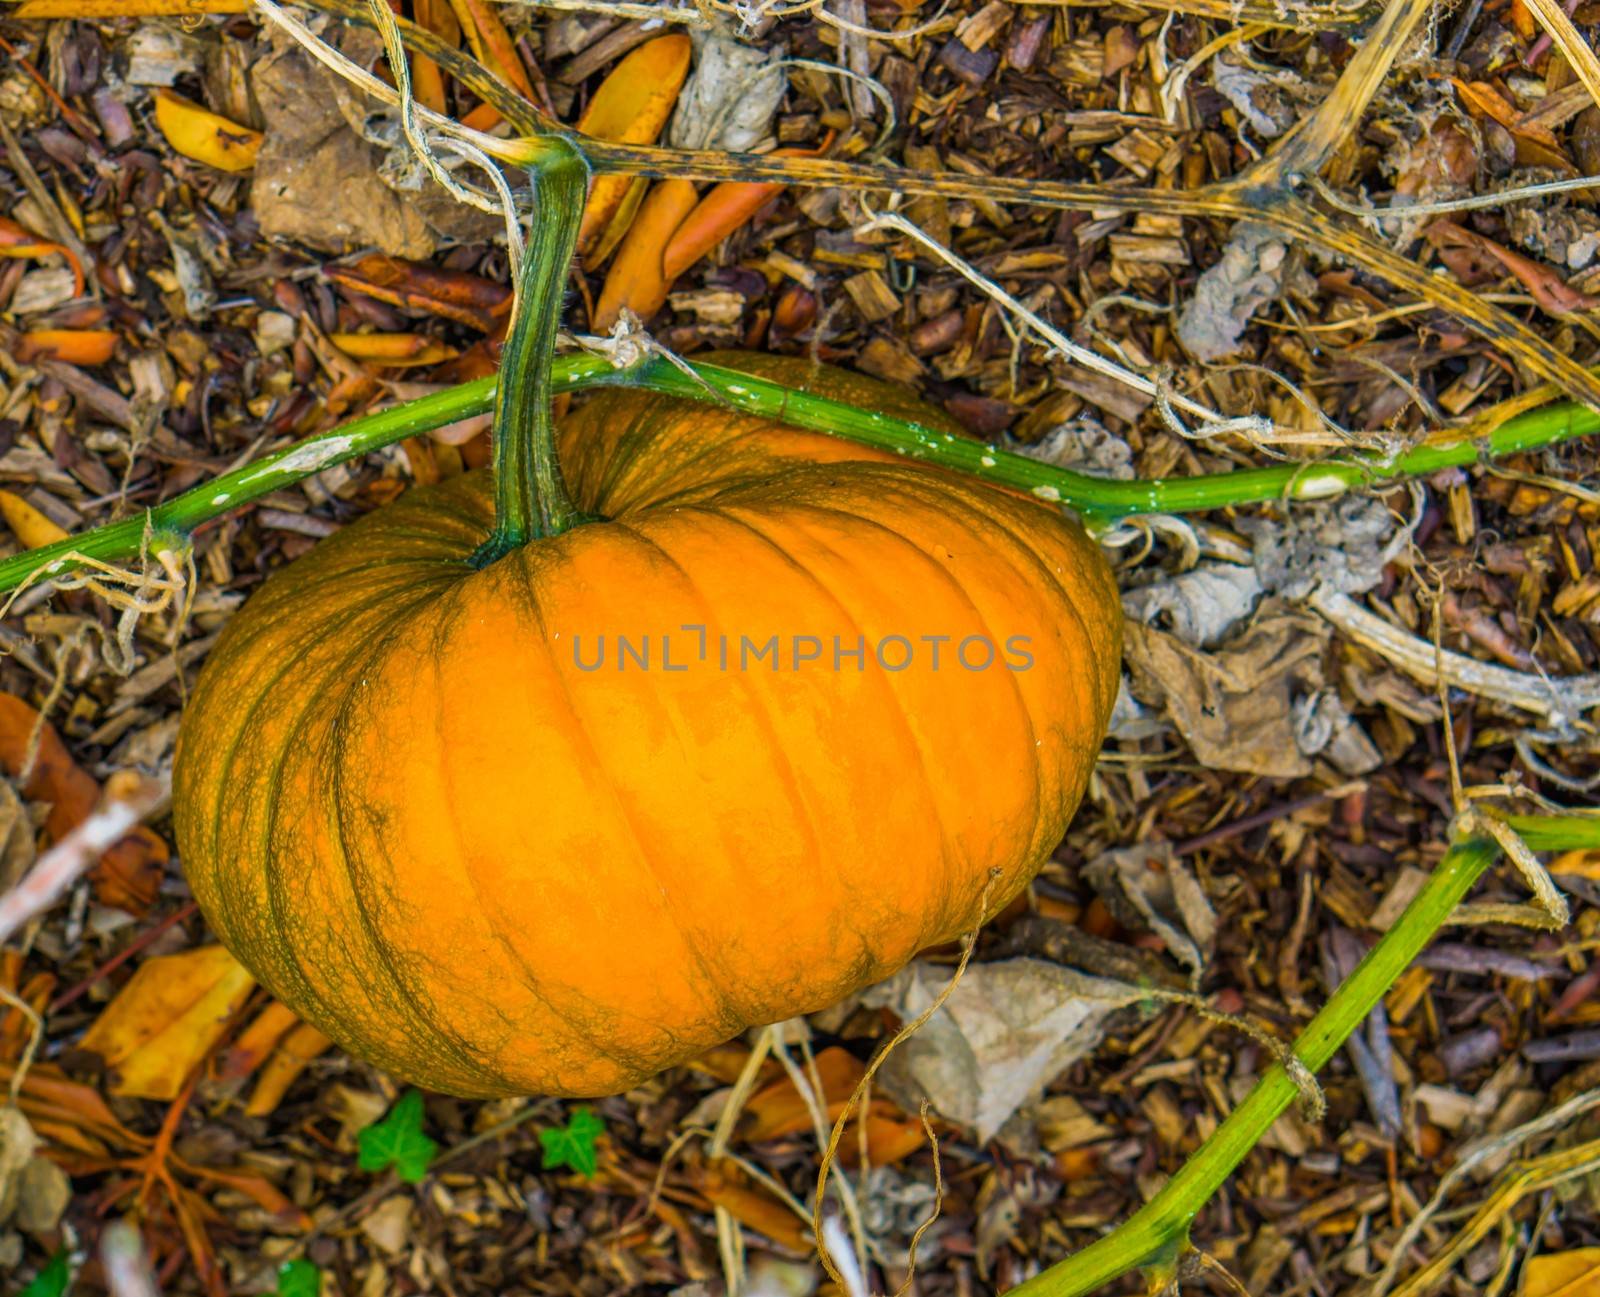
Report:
307,0,1600,414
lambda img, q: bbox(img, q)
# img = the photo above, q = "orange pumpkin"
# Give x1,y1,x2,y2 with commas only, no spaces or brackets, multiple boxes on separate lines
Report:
172,354,1121,1097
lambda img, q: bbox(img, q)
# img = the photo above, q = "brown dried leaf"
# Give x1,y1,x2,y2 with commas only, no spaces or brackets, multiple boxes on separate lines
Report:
0,692,167,914
325,253,512,332
1427,219,1600,314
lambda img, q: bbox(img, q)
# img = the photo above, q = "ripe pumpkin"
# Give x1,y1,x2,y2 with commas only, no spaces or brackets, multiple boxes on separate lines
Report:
173,353,1122,1098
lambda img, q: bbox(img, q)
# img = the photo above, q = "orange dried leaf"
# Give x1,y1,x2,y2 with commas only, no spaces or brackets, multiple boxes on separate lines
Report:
331,331,460,366
731,1045,926,1164
692,1162,810,1253
216,1001,299,1084
15,328,116,367
0,692,168,913
0,216,84,297
1451,79,1571,168
589,177,651,268
594,179,700,332
79,945,256,1100
576,35,693,252
0,488,69,548
448,0,536,100
739,1046,865,1142
243,1022,335,1116
153,89,262,172
0,1060,150,1152
661,144,829,281
325,253,512,331
662,180,783,281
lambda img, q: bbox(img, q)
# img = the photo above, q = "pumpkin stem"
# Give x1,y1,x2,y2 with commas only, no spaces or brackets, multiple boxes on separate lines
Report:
474,139,591,568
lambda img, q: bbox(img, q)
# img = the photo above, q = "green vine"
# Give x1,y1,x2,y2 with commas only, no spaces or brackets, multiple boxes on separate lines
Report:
1010,813,1600,1297
1,354,1595,595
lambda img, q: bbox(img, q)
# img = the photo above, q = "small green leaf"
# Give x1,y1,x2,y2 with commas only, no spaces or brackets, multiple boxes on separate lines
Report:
19,1251,70,1297
357,1090,438,1183
540,1106,605,1179
274,1259,321,1297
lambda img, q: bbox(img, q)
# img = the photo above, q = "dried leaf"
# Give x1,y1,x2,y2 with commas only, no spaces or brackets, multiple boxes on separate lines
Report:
661,143,828,282
1522,1248,1600,1297
594,179,699,331
216,1001,299,1085
1427,219,1600,315
244,1022,335,1117
1122,563,1263,649
153,88,261,172
0,489,69,549
861,960,1146,1143
1122,607,1331,779
331,331,459,367
669,33,786,153
14,329,117,366
1085,842,1217,980
691,1160,810,1253
576,35,693,253
448,0,536,100
0,692,168,914
250,27,479,259
324,253,511,332
79,945,256,1100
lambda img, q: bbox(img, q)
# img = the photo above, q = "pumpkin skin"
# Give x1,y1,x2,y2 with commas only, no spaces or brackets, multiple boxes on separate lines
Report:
173,353,1122,1098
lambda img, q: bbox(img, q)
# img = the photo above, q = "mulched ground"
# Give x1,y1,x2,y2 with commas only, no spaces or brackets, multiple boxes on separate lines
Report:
3,1,1600,1294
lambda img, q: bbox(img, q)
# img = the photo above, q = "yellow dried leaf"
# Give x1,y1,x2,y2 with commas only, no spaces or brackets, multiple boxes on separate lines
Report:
153,89,262,173
575,35,692,253
1522,1248,1600,1297
79,946,256,1100
1553,849,1600,880
0,489,68,550
331,332,460,367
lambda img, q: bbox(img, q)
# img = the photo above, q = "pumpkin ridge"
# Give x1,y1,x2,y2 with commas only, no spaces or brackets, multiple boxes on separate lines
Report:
766,472,1106,889
196,572,446,964
420,581,650,1089
915,473,1121,723
734,491,1049,936
326,744,496,1092
704,502,969,941
287,584,488,1089
860,472,1111,856
592,514,823,1036
499,543,713,1073
635,507,894,976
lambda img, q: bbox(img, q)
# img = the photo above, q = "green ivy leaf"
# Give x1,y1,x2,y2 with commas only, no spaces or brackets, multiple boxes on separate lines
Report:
540,1106,605,1179
357,1090,438,1184
274,1259,321,1297
19,1251,70,1297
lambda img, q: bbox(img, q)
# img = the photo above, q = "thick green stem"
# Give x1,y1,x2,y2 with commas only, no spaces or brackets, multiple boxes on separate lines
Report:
1010,810,1600,1297
0,354,1596,594
1010,837,1498,1297
474,140,589,566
